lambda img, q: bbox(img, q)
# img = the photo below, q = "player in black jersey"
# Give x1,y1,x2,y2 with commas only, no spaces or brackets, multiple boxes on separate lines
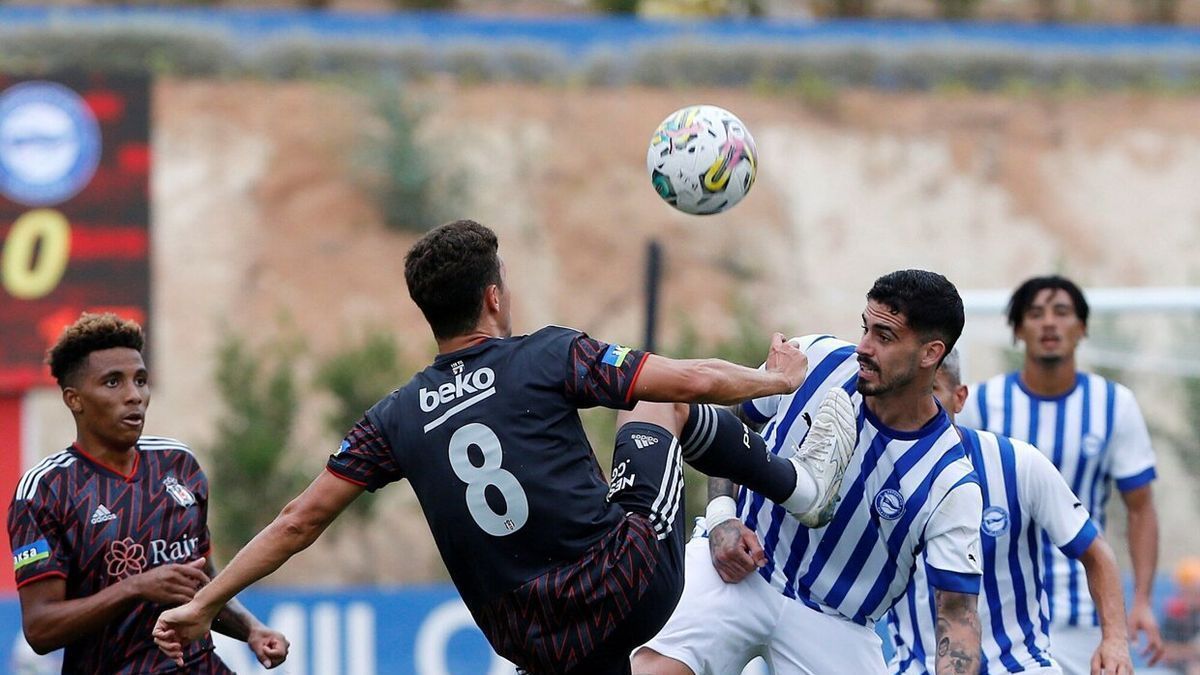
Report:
7,313,289,674
154,220,853,674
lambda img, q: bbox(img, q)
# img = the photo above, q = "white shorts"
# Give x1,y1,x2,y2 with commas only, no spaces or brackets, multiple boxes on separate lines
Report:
640,537,888,675
1049,624,1101,675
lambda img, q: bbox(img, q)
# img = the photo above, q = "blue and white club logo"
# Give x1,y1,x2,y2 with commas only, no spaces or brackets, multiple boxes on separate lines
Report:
0,81,101,207
981,506,1010,537
873,488,905,521
1081,434,1105,458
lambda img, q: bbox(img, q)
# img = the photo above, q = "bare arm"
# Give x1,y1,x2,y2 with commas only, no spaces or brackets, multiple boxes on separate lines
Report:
206,558,290,669
19,558,208,654
154,471,363,663
934,588,981,675
1121,484,1164,664
1077,535,1133,674
633,333,806,405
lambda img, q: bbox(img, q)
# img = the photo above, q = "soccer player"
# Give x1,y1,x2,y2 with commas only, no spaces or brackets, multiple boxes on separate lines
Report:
956,275,1164,673
7,313,289,674
152,219,854,675
887,348,1133,674
634,269,984,675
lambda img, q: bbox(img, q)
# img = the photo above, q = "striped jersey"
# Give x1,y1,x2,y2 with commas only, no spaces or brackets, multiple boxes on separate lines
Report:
7,436,229,674
887,428,1099,674
739,335,983,626
957,372,1155,626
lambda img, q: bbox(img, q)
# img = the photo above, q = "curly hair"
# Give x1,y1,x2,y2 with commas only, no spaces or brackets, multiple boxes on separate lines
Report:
404,219,502,340
46,313,145,388
867,269,964,362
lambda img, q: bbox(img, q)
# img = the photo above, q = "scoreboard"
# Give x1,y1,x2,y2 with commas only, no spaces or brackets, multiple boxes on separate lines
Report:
0,74,150,392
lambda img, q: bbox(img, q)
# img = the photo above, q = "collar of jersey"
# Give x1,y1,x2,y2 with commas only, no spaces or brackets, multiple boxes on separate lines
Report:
69,443,142,482
861,397,950,441
1009,371,1084,403
432,338,497,367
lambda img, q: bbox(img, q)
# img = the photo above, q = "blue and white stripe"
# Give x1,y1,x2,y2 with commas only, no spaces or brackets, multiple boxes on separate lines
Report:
888,429,1098,674
739,335,978,625
959,372,1154,627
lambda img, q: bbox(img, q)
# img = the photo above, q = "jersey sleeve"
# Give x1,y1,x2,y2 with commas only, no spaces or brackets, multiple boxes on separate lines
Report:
7,484,69,588
562,334,649,410
1017,441,1097,559
1107,386,1156,493
741,334,832,424
923,480,984,594
327,416,405,491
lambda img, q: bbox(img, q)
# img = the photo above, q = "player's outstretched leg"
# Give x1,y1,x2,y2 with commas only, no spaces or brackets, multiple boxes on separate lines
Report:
677,389,857,528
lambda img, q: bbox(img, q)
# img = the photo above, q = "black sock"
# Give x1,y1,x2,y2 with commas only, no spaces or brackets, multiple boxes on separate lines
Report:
678,404,796,504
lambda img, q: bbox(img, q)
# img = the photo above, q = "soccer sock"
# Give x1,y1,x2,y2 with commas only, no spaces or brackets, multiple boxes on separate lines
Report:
679,403,817,512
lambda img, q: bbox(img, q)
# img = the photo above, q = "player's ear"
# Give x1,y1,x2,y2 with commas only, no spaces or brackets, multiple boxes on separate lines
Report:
62,387,83,414
485,284,501,313
920,341,946,370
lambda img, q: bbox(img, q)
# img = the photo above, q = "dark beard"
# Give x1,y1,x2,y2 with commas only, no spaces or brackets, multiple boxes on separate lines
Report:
1034,353,1065,367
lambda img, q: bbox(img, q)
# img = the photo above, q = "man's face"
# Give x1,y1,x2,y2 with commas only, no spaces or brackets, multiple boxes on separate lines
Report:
856,299,928,397
64,347,149,449
932,368,969,419
1015,288,1086,365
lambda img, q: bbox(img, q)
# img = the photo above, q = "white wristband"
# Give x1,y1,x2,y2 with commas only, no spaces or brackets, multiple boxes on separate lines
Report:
704,496,738,532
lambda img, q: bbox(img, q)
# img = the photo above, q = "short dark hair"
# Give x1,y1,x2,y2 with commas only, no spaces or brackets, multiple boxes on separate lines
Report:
867,270,964,360
46,312,145,388
1006,275,1089,331
404,219,503,340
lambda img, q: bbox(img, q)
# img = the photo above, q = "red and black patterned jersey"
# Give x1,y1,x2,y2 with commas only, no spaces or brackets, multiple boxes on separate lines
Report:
328,326,648,613
7,436,231,675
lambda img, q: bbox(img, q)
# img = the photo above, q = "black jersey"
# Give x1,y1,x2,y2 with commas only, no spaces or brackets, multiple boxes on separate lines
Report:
7,437,231,675
328,326,648,612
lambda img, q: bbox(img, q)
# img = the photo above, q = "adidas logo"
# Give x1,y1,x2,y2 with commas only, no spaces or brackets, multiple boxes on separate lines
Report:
90,504,117,525
631,434,659,449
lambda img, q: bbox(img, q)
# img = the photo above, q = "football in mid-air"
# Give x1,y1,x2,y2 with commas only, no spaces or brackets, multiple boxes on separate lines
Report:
646,104,757,216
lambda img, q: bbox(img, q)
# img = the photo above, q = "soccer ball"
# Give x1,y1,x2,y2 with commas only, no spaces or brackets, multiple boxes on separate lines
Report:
646,105,758,216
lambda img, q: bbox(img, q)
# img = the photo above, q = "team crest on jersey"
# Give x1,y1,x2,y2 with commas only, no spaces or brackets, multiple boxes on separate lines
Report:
873,488,905,521
1081,434,1105,458
981,506,1010,537
162,476,196,507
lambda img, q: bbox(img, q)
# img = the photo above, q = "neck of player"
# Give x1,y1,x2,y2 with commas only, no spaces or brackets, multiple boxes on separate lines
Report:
1020,353,1077,397
76,432,139,475
865,381,941,432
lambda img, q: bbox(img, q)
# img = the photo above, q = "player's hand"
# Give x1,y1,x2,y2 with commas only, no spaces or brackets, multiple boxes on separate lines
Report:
131,557,210,605
1091,636,1133,675
247,625,290,669
764,333,808,394
709,519,764,583
1128,598,1165,664
153,600,216,667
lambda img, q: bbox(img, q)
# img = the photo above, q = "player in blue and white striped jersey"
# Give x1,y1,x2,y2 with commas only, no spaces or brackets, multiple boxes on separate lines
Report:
887,349,1133,675
635,270,984,675
956,276,1164,674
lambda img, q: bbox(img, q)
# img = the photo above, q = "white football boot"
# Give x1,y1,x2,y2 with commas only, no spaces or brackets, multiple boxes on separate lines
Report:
783,388,857,528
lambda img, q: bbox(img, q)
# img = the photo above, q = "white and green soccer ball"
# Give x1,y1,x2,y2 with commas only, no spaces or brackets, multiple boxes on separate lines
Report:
646,104,758,216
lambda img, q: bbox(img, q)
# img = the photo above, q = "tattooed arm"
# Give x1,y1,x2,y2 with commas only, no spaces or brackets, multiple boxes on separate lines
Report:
934,589,981,675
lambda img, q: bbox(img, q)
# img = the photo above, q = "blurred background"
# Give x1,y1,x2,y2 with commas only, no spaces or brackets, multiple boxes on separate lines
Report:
2,0,1200,672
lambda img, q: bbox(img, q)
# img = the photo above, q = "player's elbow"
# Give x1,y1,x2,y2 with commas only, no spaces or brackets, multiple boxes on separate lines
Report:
275,500,330,550
23,621,61,655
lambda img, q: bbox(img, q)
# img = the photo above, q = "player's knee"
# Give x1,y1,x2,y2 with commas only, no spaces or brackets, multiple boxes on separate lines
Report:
630,647,696,675
618,401,687,436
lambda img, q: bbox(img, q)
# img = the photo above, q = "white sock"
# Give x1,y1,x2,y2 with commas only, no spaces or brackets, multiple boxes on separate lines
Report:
780,460,818,514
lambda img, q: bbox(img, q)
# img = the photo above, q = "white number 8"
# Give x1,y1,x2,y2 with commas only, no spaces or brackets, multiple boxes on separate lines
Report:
448,423,529,537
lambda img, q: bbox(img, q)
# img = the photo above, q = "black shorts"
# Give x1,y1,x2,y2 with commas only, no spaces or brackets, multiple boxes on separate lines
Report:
479,423,688,675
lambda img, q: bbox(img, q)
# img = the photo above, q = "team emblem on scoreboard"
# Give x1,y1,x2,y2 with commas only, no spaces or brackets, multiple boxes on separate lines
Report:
981,506,1010,537
0,80,101,207
873,488,905,521
162,476,196,507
